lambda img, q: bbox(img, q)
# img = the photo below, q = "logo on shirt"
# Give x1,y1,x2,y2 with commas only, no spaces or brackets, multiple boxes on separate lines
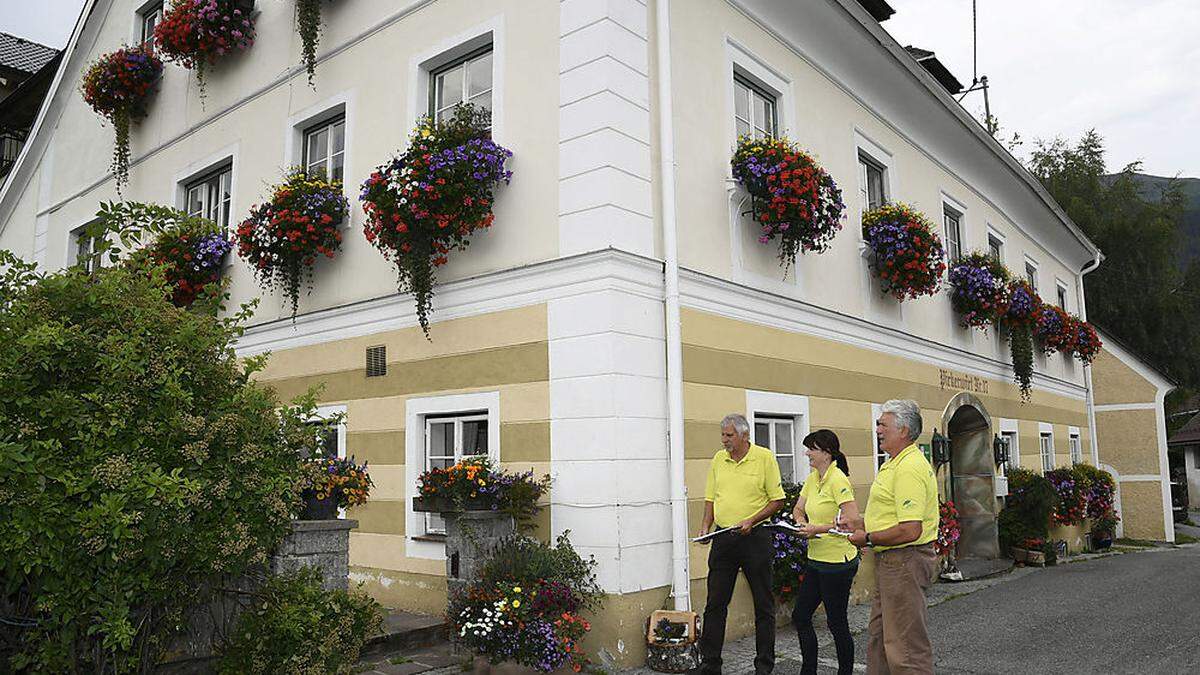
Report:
902,499,914,508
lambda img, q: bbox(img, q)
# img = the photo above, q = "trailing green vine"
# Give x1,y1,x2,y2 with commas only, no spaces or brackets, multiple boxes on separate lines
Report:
1010,324,1034,401
296,0,324,85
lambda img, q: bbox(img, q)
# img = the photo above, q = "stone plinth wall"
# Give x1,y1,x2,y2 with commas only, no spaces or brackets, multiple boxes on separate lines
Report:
444,511,515,600
272,519,357,590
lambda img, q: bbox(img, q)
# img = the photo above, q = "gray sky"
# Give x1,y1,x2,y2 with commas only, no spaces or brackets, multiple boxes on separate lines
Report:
884,0,1200,178
2,0,1197,178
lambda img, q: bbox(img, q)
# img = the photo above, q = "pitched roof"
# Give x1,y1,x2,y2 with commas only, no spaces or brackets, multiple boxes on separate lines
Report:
1169,412,1200,446
0,32,60,75
904,46,964,95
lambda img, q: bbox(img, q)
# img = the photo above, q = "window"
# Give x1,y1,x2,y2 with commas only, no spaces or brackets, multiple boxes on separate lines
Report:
139,2,163,46
424,412,488,534
1025,260,1039,292
303,116,345,183
943,206,963,262
184,165,232,231
308,421,341,460
71,224,104,273
1040,431,1054,473
1003,430,1020,473
734,73,777,140
859,153,887,211
1069,431,1082,465
754,416,797,483
1056,283,1069,311
431,47,492,124
988,233,1004,262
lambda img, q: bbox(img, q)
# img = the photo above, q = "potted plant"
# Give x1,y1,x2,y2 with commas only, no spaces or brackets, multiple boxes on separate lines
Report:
154,0,257,97
771,482,808,602
1046,468,1087,527
80,45,164,190
236,168,349,317
300,455,372,520
646,611,700,674
295,0,331,85
449,533,602,673
137,216,232,308
1072,318,1102,365
948,252,1010,330
1034,303,1075,356
730,135,846,272
361,104,513,336
413,457,551,529
860,202,946,301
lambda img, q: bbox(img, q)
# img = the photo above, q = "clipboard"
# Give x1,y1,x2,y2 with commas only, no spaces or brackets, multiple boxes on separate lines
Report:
691,525,740,543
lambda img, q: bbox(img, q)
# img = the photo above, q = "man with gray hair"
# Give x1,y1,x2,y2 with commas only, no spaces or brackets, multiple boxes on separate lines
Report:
848,399,939,674
693,413,785,675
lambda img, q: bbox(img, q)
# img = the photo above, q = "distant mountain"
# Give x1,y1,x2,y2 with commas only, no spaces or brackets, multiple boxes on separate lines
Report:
1104,173,1200,269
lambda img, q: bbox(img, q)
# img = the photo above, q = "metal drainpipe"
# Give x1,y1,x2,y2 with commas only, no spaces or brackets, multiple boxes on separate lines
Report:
1078,251,1102,465
655,0,690,612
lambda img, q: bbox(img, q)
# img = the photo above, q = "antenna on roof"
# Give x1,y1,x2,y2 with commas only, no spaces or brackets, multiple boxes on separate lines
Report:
956,0,994,134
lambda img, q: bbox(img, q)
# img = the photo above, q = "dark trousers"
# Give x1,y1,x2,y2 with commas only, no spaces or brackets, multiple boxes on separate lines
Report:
792,558,860,675
699,528,775,675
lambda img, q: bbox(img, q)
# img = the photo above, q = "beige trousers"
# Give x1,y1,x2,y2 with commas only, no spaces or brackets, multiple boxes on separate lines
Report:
867,543,938,675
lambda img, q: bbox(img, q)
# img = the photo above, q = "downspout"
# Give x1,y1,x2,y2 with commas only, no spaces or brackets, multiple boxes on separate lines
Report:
655,0,691,612
1078,251,1102,466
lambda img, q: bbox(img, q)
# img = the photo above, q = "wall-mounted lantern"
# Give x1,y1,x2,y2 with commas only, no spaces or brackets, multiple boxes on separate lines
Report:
931,429,951,468
993,434,1011,467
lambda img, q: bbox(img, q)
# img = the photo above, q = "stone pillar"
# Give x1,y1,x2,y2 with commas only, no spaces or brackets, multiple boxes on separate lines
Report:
271,519,358,590
444,511,514,600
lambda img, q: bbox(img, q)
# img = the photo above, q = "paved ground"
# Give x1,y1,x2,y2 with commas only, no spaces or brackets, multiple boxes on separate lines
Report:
361,543,1200,674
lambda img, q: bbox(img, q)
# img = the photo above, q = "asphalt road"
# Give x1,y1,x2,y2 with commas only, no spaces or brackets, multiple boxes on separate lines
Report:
921,547,1200,674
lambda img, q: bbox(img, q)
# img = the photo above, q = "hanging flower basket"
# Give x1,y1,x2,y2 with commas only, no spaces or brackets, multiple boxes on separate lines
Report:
236,169,349,316
860,203,946,301
360,104,513,336
1034,304,1074,355
947,252,1010,330
935,500,961,557
142,218,232,307
1002,279,1041,401
731,136,845,271
80,45,163,191
155,0,256,96
1072,319,1102,365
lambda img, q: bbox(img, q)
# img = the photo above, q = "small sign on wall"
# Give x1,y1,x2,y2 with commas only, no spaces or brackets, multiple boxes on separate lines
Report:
994,475,1009,497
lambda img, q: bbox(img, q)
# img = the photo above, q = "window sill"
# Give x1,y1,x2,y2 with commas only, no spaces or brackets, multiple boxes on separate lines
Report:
411,534,447,544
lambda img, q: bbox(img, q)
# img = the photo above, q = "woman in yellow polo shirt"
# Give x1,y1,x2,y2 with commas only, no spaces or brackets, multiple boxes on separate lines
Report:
791,429,860,675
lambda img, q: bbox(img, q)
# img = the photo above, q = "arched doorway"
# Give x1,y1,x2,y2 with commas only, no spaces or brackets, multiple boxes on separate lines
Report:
942,393,1000,560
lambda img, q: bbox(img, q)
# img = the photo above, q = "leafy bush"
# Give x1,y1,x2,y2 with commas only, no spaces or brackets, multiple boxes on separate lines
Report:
1046,468,1087,525
454,534,600,672
217,568,382,674
0,234,320,672
998,468,1058,552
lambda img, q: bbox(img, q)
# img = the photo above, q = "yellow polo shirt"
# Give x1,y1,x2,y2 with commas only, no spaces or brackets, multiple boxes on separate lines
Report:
799,466,858,563
704,444,786,528
864,443,938,551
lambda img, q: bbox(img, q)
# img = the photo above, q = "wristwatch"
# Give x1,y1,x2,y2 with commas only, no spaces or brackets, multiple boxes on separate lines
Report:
864,532,873,547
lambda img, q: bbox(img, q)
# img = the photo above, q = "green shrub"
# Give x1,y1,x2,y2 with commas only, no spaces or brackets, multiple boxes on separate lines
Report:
217,568,382,674
998,468,1058,551
0,227,321,672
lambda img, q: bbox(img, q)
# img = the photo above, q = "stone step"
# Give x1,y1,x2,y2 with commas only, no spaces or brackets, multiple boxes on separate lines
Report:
362,609,447,658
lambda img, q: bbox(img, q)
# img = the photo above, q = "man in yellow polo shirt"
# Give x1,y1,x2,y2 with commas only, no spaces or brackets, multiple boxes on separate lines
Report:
848,399,939,675
695,413,785,675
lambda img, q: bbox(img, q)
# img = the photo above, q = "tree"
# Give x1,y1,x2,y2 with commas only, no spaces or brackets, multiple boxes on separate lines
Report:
0,213,321,672
1027,131,1199,388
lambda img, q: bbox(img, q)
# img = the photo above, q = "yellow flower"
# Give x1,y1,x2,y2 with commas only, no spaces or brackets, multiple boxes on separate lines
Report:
421,130,431,138
512,600,521,608
513,586,521,593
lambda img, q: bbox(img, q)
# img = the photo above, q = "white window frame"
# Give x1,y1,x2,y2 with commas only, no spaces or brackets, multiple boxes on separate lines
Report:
724,38,797,150
746,390,810,484
1000,418,1020,474
431,46,495,126
872,403,886,475
183,165,233,231
1039,422,1054,473
854,131,894,222
69,222,104,273
1024,257,1040,293
733,72,778,141
407,18,505,144
422,412,489,534
1056,280,1069,311
284,92,355,217
405,391,500,559
942,201,964,262
133,0,164,47
302,115,346,183
174,146,238,235
309,404,348,516
1068,426,1082,465
986,227,1005,264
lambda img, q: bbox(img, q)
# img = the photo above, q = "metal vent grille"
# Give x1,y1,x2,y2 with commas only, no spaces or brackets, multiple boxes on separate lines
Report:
366,345,387,377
